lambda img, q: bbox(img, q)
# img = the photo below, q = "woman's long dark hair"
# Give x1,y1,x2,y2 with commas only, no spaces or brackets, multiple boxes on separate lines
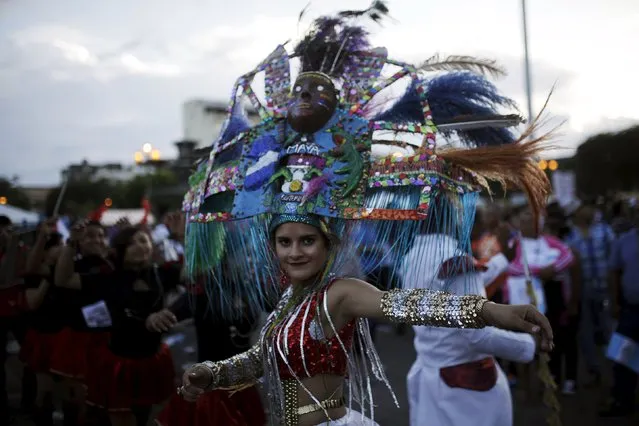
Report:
110,226,145,270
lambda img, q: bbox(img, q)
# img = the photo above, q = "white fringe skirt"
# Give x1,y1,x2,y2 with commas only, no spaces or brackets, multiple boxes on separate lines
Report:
313,409,379,426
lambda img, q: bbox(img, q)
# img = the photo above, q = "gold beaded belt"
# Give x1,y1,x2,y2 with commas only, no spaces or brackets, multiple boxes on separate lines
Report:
283,379,299,426
282,380,345,425
297,398,344,415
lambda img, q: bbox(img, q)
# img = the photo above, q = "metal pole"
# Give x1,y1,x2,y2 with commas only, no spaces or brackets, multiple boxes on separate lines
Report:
53,174,70,217
522,0,534,126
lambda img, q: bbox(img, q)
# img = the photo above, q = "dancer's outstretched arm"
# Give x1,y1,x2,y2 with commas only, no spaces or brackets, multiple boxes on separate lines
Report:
329,278,554,351
180,344,263,401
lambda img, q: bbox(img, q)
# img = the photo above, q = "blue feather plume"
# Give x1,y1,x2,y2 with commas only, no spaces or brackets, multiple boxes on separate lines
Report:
425,72,516,120
217,103,252,146
372,80,425,124
373,72,520,146
426,72,518,146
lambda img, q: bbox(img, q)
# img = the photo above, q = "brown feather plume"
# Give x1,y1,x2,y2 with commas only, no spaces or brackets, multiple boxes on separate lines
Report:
437,92,561,233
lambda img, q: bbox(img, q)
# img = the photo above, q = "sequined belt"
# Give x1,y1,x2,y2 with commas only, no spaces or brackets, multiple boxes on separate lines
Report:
282,379,345,425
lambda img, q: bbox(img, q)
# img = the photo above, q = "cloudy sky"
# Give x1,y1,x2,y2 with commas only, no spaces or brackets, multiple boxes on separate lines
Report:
1,0,637,186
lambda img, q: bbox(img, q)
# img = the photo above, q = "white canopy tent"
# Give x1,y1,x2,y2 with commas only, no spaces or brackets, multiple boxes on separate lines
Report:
100,209,155,227
0,204,41,226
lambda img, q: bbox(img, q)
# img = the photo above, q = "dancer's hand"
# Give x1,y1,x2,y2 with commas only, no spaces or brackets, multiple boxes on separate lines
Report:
178,364,212,401
145,309,177,332
37,217,58,238
482,302,554,352
538,265,556,281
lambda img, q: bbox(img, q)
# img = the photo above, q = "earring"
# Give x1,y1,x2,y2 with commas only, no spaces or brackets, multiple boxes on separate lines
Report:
279,270,290,288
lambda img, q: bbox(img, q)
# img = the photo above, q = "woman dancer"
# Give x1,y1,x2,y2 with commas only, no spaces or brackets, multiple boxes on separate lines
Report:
55,219,185,426
176,3,557,425
180,214,552,426
49,220,112,425
20,223,64,425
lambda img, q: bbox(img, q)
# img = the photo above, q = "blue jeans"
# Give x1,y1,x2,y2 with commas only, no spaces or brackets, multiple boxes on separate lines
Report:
579,293,612,373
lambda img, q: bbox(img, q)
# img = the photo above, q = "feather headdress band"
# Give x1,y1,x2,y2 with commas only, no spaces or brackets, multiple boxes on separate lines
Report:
268,214,327,235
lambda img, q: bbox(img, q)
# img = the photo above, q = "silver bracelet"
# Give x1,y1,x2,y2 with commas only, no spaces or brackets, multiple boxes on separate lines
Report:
196,361,216,390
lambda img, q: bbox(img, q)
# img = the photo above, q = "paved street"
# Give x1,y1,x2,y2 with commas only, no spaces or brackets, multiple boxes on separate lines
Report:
5,323,638,425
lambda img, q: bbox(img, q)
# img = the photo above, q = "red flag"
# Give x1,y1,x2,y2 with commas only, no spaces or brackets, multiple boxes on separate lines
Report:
87,202,109,222
140,197,151,225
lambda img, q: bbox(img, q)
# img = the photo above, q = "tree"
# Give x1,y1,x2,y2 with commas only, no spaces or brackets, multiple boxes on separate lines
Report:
112,169,178,209
0,177,32,210
575,125,639,197
44,170,181,217
45,178,117,217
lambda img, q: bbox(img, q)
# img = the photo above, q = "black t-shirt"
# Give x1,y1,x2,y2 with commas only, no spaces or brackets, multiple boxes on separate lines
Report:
0,244,29,318
23,273,65,334
63,255,114,332
80,263,182,358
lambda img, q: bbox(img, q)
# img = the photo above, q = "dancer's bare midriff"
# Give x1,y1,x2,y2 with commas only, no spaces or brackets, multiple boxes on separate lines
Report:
296,374,347,426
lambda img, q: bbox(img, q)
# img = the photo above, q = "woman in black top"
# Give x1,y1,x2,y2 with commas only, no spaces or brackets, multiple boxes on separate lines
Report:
55,223,185,426
49,220,113,426
19,226,64,425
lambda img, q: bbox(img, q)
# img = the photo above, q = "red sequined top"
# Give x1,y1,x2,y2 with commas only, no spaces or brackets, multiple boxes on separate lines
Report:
277,289,356,379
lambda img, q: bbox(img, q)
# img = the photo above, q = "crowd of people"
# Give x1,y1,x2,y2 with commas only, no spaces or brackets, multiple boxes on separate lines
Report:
468,197,639,418
0,212,266,426
3,2,639,425
0,195,636,425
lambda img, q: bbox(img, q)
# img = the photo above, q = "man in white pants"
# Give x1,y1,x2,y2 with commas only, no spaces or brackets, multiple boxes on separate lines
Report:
401,228,537,426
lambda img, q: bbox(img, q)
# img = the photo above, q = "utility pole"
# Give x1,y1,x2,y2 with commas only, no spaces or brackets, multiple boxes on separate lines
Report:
522,0,534,129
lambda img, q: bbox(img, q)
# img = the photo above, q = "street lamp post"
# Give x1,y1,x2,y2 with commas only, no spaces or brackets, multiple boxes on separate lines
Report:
134,143,161,205
522,0,534,127
134,143,161,165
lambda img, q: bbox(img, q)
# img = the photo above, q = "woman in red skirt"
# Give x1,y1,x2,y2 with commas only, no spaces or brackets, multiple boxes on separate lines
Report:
156,273,266,426
49,220,113,425
0,214,35,424
20,226,65,425
55,220,185,426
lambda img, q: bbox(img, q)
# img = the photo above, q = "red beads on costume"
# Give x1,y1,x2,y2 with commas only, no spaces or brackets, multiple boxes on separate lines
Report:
277,292,355,379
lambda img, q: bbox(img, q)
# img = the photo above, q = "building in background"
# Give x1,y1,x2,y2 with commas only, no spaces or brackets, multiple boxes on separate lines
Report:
183,100,227,146
149,99,261,198
61,159,170,183
46,99,260,213
182,99,259,147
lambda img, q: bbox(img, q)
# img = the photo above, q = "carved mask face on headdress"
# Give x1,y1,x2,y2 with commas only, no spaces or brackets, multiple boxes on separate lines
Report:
287,72,338,134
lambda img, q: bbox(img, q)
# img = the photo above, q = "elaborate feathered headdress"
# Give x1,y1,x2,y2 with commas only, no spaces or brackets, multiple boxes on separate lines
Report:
182,1,553,317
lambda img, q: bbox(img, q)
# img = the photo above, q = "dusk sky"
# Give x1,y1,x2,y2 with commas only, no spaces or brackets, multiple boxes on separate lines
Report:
1,0,637,185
